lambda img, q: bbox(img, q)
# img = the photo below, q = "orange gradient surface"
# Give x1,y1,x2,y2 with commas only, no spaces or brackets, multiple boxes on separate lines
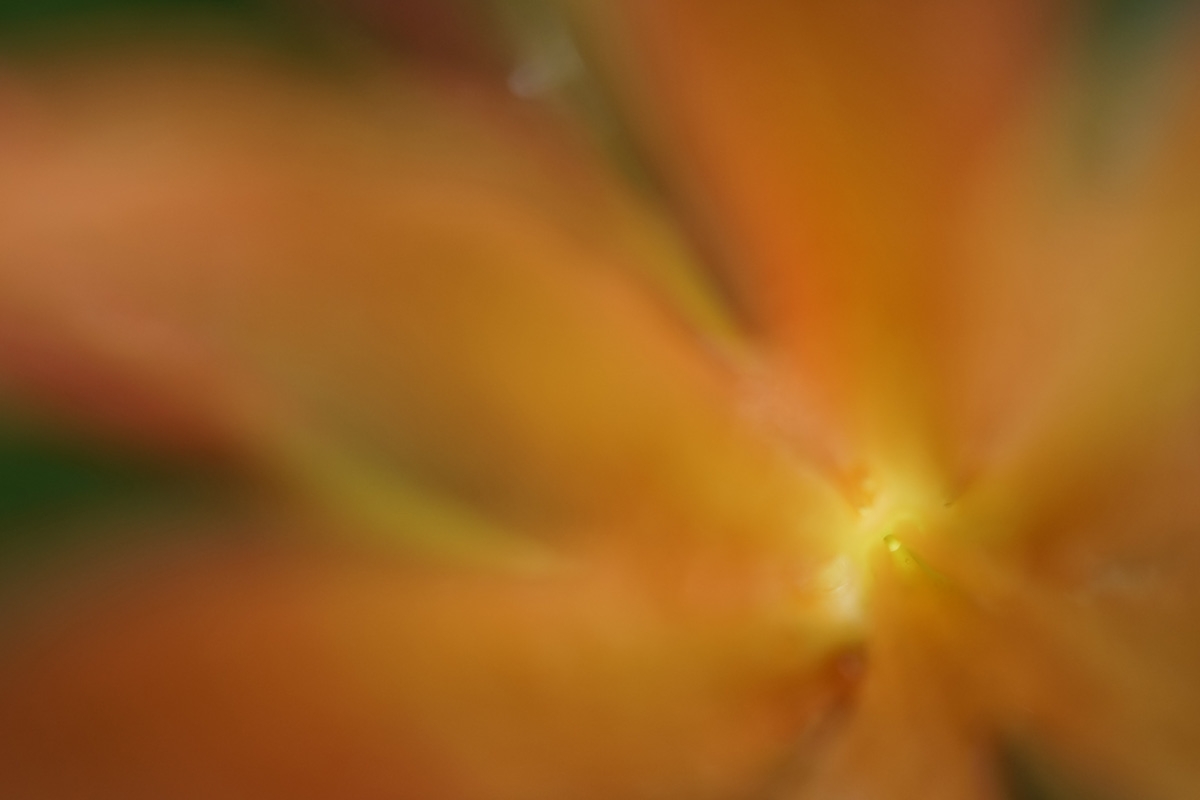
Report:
1,2,1199,798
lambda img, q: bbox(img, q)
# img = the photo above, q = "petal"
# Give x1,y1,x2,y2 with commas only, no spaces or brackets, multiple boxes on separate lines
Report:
945,7,1200,533
576,0,1200,520
573,0,1069,479
938,544,1200,798
0,41,850,558
0,531,863,798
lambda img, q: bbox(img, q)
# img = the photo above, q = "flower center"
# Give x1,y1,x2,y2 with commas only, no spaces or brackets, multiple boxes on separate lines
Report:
817,462,952,623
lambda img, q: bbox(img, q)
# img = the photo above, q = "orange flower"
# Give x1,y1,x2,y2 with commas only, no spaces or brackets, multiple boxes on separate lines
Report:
1,1,1199,798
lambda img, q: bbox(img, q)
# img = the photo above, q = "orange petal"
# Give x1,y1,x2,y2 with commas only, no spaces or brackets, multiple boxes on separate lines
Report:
0,530,863,799
0,42,849,558
944,10,1200,529
575,0,1070,477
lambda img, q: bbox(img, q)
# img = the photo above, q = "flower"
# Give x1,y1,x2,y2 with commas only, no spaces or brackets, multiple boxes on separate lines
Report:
1,1,1199,798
